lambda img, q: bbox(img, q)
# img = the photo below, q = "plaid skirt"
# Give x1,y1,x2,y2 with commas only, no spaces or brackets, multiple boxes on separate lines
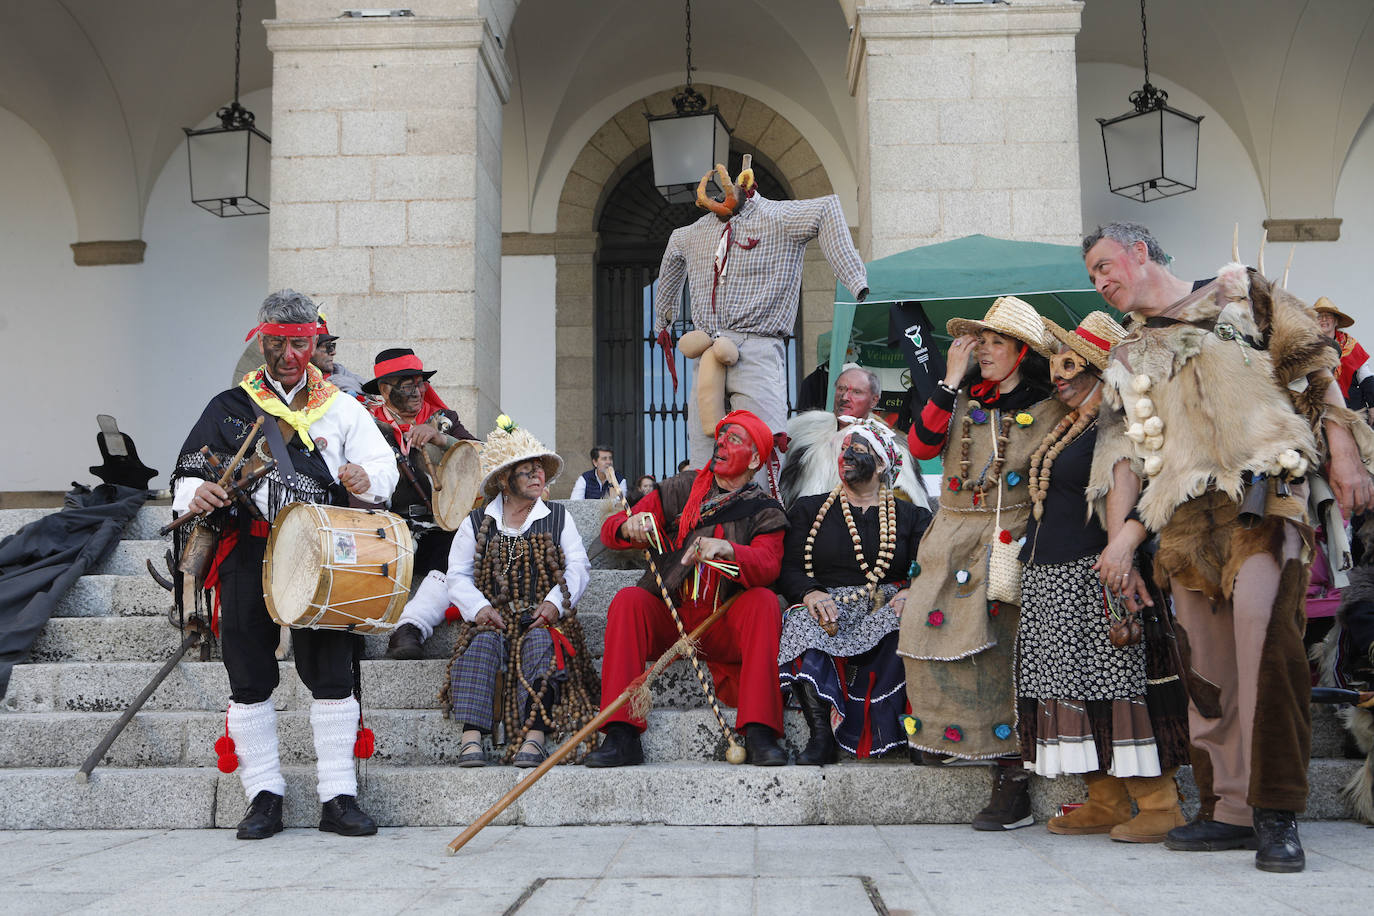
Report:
448,626,558,732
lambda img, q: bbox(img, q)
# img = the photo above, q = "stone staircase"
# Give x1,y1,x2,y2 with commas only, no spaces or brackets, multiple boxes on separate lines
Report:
0,502,1363,829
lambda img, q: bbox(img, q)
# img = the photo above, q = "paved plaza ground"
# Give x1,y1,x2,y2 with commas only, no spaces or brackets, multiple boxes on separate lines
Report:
3,821,1371,915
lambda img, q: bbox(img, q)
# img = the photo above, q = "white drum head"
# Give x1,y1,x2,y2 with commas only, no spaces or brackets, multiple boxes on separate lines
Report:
265,503,324,626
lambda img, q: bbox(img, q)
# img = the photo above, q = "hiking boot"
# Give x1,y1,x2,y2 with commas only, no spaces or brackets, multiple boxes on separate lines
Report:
1164,817,1258,851
744,723,788,766
1253,808,1305,873
582,722,644,768
972,766,1033,831
319,795,377,837
235,790,283,840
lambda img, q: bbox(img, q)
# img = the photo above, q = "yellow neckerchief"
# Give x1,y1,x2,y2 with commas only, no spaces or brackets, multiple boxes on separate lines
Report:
239,363,340,451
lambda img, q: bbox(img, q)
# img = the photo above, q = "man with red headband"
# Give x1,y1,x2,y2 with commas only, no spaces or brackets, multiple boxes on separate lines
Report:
360,348,479,661
584,409,791,767
171,290,397,841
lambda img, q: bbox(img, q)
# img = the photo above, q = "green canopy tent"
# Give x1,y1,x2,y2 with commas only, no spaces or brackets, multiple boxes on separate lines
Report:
823,234,1117,405
822,235,1116,475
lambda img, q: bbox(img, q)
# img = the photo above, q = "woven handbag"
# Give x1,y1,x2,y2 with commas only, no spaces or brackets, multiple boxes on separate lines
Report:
985,424,1024,605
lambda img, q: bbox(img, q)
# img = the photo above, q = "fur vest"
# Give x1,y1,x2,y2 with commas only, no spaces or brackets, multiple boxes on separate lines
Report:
1090,265,1330,532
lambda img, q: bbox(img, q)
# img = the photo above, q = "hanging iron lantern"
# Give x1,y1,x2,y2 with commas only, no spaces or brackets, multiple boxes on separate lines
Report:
183,0,270,216
1097,0,1202,202
646,0,731,204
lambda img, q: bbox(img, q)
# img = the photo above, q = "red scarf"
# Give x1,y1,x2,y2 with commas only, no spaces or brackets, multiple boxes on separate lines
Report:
1335,331,1369,396
969,343,1029,405
367,386,449,451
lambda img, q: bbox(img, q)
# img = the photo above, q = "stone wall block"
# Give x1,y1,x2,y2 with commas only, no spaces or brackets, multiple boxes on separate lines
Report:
1010,188,1081,239
372,61,476,111
408,200,477,246
971,49,1075,100
272,111,340,157
271,63,374,111
973,143,1077,191
570,144,617,189
757,116,803,161
405,292,473,339
269,202,337,250
612,108,651,150
268,247,371,296
555,325,594,358
327,294,401,342
338,201,407,247
866,48,973,101
789,168,835,200
406,109,476,155
871,144,975,192
938,99,1005,145
870,190,940,241
732,97,777,147
372,246,475,294
560,170,602,212
775,139,822,186
941,189,1012,238
1006,97,1077,143
373,155,476,201
273,157,374,203
709,87,748,131
556,200,593,234
868,99,939,146
341,111,408,156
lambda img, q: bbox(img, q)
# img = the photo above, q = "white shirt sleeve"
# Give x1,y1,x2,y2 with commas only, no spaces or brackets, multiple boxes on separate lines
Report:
547,510,591,614
445,518,490,622
570,474,587,500
333,394,399,503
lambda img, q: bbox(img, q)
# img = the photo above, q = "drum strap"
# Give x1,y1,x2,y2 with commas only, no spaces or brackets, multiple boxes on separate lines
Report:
253,400,302,492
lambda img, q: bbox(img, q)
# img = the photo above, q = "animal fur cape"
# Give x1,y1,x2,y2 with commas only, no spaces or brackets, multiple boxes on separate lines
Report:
779,410,931,510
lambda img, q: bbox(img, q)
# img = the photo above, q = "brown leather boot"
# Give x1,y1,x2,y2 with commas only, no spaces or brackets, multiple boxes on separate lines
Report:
1111,769,1186,843
1047,771,1131,835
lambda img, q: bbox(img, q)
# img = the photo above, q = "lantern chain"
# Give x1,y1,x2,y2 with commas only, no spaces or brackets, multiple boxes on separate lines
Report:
234,0,243,104
671,0,707,114
1128,0,1167,113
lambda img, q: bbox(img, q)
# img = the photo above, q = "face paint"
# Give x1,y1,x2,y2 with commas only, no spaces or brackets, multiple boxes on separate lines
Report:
839,445,878,485
709,424,755,478
262,335,315,387
385,377,425,418
505,461,546,499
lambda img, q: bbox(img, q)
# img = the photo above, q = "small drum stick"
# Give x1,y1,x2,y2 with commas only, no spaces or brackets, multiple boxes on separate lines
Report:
419,446,443,493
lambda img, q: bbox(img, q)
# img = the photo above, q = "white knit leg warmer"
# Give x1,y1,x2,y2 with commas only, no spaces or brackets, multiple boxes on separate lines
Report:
227,700,285,801
311,696,360,802
396,570,450,639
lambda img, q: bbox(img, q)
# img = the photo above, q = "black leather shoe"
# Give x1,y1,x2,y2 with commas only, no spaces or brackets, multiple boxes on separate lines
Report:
744,724,787,766
319,795,377,836
235,790,284,840
385,623,424,660
582,723,644,768
792,681,838,766
1164,817,1259,851
1253,808,1305,873
972,767,1033,831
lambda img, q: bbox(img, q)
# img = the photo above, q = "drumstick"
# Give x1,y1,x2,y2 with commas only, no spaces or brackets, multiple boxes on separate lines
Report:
419,446,443,492
159,418,264,536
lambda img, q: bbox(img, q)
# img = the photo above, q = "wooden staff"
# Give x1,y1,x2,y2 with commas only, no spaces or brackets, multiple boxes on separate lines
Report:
446,597,736,855
604,465,744,764
158,416,264,536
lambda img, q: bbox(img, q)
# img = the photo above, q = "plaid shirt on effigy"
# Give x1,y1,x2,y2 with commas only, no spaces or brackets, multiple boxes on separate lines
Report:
654,193,868,338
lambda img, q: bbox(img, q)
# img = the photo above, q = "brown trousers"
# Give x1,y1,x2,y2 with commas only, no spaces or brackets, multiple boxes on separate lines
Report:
1159,494,1313,825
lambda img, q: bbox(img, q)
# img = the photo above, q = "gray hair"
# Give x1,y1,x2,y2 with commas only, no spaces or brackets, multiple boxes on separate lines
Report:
837,363,881,397
1081,222,1171,266
258,289,318,325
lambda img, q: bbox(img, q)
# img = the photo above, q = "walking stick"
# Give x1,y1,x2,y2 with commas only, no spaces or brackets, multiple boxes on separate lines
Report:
446,596,737,855
75,617,208,783
603,465,745,765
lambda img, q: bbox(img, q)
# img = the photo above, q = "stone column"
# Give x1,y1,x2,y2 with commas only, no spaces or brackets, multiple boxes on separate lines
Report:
265,3,509,430
847,0,1084,259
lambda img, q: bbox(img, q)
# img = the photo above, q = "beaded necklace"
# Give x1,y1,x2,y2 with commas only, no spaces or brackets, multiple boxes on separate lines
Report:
803,484,897,609
1027,406,1099,521
956,402,1015,504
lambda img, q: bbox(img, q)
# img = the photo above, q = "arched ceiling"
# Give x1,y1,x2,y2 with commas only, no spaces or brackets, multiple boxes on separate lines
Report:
2,0,1372,247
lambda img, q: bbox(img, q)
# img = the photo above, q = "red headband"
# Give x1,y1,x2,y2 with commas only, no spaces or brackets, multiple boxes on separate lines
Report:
373,354,425,377
245,322,319,342
1075,327,1112,351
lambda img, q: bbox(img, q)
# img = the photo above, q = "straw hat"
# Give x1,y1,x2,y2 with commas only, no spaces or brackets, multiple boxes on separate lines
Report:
1042,311,1128,371
478,415,563,498
946,296,1054,357
1313,297,1353,329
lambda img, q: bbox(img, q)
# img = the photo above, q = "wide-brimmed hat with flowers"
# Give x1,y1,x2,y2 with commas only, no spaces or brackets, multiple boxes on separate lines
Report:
946,296,1054,357
479,415,563,498
1042,311,1128,371
1313,297,1354,329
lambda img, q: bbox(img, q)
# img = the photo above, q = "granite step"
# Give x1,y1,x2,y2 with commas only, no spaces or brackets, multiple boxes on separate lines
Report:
0,708,820,769
2,657,712,715
0,757,1364,831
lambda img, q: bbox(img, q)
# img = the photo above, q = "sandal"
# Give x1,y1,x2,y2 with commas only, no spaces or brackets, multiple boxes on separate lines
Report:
512,737,548,769
457,738,488,768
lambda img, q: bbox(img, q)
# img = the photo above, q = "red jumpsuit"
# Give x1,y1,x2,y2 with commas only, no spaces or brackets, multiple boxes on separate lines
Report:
598,490,785,733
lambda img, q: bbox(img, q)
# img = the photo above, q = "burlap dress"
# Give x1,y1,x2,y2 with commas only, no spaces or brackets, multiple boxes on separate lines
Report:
899,390,1067,759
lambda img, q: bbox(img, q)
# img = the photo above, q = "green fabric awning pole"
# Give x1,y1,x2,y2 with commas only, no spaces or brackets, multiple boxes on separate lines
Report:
825,301,857,412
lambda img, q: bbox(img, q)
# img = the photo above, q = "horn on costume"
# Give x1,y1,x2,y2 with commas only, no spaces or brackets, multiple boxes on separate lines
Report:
1281,245,1295,289
1257,228,1268,276
1232,223,1240,262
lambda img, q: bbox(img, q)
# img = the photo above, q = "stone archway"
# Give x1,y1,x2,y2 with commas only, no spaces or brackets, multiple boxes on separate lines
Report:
547,84,846,492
